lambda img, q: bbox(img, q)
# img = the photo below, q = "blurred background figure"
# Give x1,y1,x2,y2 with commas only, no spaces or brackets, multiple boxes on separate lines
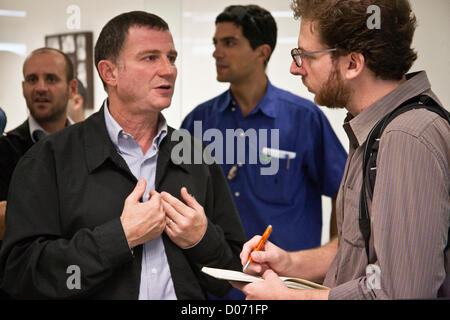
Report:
0,108,6,135
0,47,77,202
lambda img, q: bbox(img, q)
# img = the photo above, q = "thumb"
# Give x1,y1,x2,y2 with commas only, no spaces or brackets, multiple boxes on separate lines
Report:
180,187,201,210
126,178,147,204
261,269,278,280
148,190,162,206
251,249,272,264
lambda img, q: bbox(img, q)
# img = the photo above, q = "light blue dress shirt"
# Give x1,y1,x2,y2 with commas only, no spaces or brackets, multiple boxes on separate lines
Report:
103,101,177,300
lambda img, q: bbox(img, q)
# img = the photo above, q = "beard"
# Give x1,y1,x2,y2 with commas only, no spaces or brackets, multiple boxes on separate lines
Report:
314,66,352,109
27,93,69,124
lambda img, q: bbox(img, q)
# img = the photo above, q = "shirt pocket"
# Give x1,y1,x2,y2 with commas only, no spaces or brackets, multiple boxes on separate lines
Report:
247,157,299,206
341,187,366,248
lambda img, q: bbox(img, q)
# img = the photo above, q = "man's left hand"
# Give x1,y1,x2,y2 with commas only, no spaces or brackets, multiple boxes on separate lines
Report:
230,269,290,300
231,269,331,300
161,187,207,248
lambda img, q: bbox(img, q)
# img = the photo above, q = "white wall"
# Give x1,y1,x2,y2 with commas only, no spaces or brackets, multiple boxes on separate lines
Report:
1,0,449,244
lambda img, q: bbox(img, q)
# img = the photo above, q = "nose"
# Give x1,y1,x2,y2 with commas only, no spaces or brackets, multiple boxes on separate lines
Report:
212,45,223,60
33,78,49,94
158,58,177,78
290,61,306,77
35,78,48,91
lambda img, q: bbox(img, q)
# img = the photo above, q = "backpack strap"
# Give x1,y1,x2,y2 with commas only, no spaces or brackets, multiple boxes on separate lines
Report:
359,95,450,262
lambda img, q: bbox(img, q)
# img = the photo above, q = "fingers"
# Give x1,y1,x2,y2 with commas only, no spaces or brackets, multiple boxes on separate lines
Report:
240,235,262,265
229,280,247,291
125,178,147,204
160,190,189,216
161,195,182,225
161,187,201,215
180,187,202,211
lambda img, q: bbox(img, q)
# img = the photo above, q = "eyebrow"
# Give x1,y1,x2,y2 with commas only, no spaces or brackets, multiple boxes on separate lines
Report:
24,73,60,79
213,36,239,42
138,49,178,56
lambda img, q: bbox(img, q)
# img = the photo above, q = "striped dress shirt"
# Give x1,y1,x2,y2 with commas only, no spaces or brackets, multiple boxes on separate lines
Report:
324,71,450,299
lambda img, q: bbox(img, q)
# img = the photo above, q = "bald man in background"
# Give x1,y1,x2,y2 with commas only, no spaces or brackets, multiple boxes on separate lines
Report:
0,47,76,242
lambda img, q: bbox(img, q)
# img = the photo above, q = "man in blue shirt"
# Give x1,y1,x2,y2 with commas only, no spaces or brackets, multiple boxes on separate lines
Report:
181,5,347,298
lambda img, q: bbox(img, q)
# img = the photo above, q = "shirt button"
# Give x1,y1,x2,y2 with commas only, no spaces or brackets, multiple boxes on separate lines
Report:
151,268,157,275
231,107,236,112
234,192,240,197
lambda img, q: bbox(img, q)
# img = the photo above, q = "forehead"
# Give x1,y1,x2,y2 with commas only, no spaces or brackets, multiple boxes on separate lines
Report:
214,22,245,39
298,20,324,51
23,51,66,76
122,26,175,54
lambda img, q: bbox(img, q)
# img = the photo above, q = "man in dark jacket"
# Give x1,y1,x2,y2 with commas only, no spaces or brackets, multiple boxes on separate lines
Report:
0,11,245,299
0,47,77,221
0,47,77,299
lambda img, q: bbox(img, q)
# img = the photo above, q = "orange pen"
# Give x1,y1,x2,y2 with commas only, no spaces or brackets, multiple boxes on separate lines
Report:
243,225,272,272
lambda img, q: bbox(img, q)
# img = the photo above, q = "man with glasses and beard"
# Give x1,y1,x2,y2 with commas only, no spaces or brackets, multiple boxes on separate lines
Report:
233,0,449,300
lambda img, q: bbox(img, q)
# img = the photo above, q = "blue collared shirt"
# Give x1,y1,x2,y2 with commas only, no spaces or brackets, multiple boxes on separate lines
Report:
103,101,177,300
182,81,347,251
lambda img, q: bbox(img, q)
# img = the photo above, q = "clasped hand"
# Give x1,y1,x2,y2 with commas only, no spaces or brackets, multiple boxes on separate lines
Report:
120,179,207,249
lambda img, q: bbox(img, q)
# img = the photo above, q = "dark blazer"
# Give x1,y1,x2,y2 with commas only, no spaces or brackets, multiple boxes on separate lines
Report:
0,120,33,201
0,121,33,300
0,107,246,299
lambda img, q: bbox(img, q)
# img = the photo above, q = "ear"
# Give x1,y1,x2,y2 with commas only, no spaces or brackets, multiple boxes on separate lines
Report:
341,52,365,80
97,59,118,89
257,44,272,66
68,78,78,99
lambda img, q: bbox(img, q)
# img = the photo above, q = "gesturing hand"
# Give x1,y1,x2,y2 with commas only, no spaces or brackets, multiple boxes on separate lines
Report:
160,187,207,249
120,179,166,249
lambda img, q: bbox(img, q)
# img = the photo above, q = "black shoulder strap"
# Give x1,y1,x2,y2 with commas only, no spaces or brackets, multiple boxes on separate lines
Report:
359,95,450,262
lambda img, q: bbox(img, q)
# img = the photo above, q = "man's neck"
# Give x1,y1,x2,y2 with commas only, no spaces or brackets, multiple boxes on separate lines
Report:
108,97,159,154
39,115,68,134
346,75,406,117
230,72,268,117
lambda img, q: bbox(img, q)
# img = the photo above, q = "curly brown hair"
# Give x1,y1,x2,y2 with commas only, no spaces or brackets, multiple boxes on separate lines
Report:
291,0,417,81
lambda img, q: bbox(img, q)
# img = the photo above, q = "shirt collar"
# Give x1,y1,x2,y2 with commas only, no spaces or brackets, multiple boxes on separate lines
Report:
103,99,168,152
28,115,73,143
219,79,278,118
343,71,439,148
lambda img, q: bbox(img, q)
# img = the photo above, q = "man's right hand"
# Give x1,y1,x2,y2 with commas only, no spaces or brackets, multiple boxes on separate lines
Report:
240,235,292,276
120,179,166,249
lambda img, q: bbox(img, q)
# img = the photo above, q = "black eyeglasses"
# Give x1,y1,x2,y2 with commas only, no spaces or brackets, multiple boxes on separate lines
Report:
291,48,337,67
